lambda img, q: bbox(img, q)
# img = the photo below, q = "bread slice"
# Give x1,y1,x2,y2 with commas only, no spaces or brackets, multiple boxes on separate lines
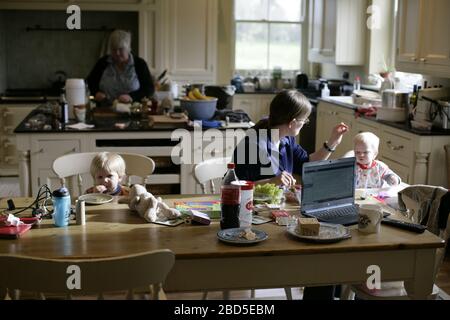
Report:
296,218,320,236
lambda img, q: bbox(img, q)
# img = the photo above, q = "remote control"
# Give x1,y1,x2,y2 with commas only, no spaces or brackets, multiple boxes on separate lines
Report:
381,217,426,233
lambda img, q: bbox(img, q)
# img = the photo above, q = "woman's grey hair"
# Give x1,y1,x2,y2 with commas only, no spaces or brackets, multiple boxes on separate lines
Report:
109,29,132,52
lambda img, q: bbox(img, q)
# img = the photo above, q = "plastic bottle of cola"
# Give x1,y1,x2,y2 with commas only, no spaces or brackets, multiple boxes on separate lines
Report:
220,163,241,230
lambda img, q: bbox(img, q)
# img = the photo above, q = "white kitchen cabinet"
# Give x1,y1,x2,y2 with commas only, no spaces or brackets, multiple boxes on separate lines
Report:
28,135,88,196
233,94,274,124
0,104,37,176
165,0,218,84
316,102,355,159
396,0,450,78
308,0,366,65
316,100,450,188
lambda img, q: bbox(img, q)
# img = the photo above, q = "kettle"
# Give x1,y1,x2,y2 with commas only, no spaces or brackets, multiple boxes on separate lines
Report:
295,73,309,89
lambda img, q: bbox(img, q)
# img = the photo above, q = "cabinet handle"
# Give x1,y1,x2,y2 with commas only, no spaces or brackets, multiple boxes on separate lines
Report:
2,111,12,118
420,58,427,63
387,141,404,151
327,111,338,116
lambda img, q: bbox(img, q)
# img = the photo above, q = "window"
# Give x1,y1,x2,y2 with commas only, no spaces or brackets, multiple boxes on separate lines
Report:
234,0,304,71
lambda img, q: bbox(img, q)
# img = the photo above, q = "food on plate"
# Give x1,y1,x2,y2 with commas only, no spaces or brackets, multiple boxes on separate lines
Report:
239,228,256,241
254,184,283,204
296,217,320,236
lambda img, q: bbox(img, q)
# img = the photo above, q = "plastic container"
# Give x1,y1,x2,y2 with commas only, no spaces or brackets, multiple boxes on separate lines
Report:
321,83,330,98
180,97,218,121
65,79,86,108
231,180,255,228
52,187,71,227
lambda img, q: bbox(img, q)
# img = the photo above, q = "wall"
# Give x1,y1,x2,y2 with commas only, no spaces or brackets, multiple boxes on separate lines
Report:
2,10,138,89
216,0,233,85
0,11,6,93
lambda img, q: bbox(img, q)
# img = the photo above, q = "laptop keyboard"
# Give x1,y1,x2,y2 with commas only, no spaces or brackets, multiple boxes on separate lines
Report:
313,206,357,220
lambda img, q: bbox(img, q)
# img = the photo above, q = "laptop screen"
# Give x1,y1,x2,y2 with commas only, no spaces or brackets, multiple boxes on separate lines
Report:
301,157,356,211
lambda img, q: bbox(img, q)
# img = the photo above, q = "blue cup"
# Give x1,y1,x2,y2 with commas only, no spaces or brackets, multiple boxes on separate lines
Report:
52,187,71,227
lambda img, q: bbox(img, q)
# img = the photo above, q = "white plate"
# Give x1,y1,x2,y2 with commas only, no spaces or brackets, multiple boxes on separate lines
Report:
78,193,113,205
286,222,351,243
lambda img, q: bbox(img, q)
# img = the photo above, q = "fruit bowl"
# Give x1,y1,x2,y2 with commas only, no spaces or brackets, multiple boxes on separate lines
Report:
180,97,218,121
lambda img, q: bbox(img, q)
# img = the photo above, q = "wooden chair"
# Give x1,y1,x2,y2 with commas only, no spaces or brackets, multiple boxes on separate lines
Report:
342,187,450,300
194,157,231,194
52,152,155,195
0,249,175,300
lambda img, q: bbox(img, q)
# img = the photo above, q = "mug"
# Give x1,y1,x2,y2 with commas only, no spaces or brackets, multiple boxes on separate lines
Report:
358,204,383,234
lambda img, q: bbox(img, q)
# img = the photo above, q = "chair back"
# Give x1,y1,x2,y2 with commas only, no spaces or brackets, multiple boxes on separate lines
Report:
194,157,231,194
0,249,174,300
398,185,450,280
52,152,155,195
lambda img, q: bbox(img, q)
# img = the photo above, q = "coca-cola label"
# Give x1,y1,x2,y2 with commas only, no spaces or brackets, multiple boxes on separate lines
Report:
221,185,241,205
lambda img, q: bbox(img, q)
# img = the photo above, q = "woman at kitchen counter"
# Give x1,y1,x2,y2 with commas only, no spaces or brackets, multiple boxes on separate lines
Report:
233,89,349,187
86,29,154,105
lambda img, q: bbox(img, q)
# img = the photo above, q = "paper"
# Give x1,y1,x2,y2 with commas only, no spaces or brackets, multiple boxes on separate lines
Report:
66,123,95,130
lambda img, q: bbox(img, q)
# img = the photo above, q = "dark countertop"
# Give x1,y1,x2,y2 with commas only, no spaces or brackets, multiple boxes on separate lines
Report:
319,97,450,136
14,109,251,134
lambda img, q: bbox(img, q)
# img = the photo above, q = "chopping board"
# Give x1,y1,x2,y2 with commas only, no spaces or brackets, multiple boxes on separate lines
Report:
148,114,189,127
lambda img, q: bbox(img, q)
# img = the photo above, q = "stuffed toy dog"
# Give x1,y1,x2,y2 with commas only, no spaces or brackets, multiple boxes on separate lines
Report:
119,184,181,223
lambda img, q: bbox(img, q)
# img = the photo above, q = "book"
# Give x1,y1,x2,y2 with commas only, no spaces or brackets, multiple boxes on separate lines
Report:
174,201,221,219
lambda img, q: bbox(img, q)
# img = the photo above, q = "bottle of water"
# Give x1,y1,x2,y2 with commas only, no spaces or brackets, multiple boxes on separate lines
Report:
52,187,71,227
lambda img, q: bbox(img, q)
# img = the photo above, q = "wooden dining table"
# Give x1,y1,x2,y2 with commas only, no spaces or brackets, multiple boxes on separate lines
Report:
0,191,445,299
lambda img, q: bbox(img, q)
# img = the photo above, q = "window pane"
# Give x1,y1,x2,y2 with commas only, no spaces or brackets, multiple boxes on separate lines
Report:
235,22,268,69
269,23,301,70
235,0,268,20
269,0,302,22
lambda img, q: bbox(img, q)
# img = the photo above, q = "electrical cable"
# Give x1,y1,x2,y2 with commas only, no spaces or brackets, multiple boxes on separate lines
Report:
0,184,53,217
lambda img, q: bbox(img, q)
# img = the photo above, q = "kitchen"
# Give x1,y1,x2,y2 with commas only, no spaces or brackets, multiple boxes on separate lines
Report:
0,0,449,301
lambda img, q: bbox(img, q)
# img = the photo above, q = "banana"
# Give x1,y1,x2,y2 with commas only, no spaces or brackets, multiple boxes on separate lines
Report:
188,91,197,100
192,88,208,100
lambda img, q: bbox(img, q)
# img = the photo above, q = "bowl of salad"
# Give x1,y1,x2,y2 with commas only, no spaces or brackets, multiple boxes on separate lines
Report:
253,184,284,205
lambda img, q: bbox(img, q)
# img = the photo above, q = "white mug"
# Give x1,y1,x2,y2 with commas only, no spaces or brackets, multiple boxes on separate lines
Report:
358,204,383,234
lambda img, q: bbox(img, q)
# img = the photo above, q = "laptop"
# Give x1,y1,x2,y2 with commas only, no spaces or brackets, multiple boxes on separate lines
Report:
301,157,359,226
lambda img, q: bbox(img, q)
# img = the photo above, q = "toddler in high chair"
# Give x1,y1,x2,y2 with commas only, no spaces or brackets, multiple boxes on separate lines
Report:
354,132,401,188
86,152,130,196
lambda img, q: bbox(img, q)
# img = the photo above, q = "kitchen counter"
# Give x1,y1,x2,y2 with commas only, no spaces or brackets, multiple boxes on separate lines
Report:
319,97,450,136
14,109,253,133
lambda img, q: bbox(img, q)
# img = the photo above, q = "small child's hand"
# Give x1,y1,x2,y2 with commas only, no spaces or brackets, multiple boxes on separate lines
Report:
93,185,108,193
387,175,400,186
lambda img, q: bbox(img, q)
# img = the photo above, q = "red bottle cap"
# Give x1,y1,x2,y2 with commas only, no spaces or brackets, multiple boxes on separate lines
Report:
227,163,235,169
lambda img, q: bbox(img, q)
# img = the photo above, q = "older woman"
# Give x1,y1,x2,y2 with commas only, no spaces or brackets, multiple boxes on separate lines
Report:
87,29,154,104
